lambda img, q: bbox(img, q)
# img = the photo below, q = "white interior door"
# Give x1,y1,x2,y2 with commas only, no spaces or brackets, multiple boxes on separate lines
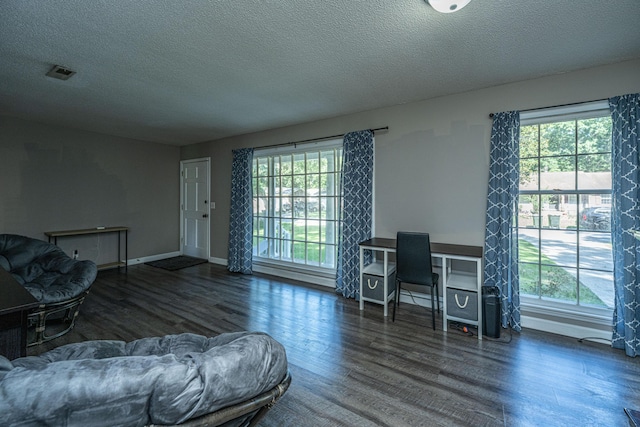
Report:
181,158,210,259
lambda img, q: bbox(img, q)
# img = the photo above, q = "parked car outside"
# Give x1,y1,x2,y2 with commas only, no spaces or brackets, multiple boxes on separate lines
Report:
579,207,611,231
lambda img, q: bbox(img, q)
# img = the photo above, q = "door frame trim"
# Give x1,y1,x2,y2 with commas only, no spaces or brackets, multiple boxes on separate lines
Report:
180,157,211,259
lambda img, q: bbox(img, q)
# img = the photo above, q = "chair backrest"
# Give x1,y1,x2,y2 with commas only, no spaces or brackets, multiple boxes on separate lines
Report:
395,232,435,286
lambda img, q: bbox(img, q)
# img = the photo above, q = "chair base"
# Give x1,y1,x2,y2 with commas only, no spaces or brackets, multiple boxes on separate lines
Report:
27,291,89,347
152,371,292,427
392,280,440,330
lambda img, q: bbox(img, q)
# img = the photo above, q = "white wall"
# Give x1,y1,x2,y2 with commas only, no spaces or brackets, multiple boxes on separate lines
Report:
182,59,640,258
0,117,181,263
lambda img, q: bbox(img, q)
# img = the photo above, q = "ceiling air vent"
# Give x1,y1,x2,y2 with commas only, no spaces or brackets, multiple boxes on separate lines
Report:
46,65,76,80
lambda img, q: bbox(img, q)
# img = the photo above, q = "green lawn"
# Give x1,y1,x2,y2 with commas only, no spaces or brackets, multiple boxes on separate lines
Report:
255,217,334,264
518,239,604,306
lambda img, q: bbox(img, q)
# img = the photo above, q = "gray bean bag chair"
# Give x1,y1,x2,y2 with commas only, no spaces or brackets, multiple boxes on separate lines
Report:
0,332,290,427
0,233,97,345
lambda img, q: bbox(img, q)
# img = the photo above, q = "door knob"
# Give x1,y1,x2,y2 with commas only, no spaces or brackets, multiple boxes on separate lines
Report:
202,214,209,218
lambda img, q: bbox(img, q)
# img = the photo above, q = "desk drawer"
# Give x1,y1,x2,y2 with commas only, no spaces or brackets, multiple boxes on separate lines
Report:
362,273,395,302
446,288,478,321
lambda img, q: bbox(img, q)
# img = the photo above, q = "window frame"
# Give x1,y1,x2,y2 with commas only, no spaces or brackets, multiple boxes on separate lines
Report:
518,100,614,317
252,139,343,275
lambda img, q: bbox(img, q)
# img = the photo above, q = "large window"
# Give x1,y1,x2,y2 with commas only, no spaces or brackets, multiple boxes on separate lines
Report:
518,105,613,310
252,142,342,270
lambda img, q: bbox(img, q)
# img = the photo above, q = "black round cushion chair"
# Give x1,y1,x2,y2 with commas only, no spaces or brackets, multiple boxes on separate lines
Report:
0,332,290,426
0,234,97,345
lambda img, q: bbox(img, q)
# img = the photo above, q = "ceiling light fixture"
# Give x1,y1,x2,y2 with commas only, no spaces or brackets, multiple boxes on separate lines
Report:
427,0,471,13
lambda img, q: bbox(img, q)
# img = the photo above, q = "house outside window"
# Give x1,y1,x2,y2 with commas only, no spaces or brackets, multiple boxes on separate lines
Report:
252,141,342,271
517,102,613,313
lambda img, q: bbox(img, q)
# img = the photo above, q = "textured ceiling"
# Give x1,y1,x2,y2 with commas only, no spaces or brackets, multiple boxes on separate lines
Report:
1,0,639,145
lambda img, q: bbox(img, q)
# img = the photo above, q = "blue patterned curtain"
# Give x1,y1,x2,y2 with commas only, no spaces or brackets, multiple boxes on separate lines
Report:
610,93,640,357
336,130,373,298
483,111,521,331
228,148,253,274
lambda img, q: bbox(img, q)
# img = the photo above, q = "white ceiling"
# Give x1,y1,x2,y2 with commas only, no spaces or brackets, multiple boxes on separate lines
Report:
1,0,639,146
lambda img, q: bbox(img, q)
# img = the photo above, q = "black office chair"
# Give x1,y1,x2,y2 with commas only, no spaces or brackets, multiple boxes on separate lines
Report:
392,232,440,330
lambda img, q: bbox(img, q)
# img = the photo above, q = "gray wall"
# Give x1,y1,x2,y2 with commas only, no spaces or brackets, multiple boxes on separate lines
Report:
0,116,181,264
181,59,640,261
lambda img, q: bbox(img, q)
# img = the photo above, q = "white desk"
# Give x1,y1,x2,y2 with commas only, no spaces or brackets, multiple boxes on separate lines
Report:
358,238,483,340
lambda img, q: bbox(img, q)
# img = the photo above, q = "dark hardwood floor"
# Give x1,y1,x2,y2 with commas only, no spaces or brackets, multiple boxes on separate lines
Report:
31,263,639,427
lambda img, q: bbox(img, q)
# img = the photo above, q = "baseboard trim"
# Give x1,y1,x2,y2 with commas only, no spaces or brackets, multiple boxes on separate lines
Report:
128,251,182,266
521,315,612,343
209,257,227,266
253,263,335,288
210,257,335,287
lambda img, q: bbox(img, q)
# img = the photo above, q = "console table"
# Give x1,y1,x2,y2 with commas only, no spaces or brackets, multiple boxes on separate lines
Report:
0,268,39,359
45,226,129,271
359,238,483,340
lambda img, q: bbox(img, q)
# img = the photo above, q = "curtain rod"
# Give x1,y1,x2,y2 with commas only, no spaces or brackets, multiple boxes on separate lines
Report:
489,98,608,118
255,126,389,150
